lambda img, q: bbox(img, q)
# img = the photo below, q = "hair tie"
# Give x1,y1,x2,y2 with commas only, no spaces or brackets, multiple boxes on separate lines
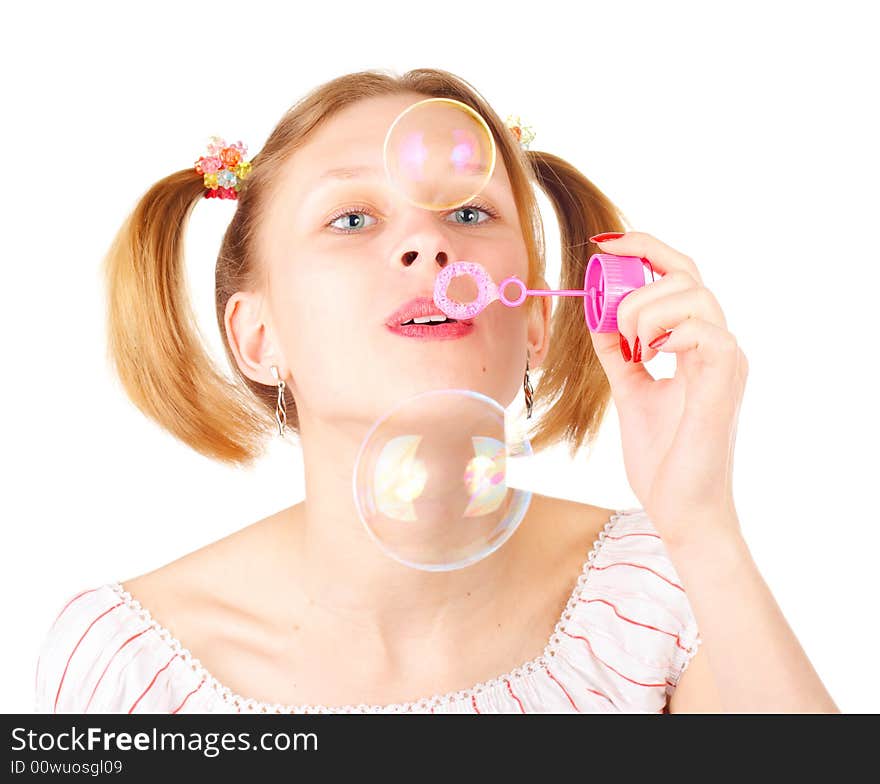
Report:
504,115,535,151
194,136,253,200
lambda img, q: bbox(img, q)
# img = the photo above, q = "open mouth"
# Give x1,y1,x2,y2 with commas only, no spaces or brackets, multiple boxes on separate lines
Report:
387,316,474,340
399,316,459,326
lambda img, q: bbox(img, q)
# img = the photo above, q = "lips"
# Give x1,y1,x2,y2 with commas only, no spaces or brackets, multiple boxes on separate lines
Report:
385,295,473,327
386,320,475,340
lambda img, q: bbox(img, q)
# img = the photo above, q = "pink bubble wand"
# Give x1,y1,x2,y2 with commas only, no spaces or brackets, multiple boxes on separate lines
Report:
433,254,656,333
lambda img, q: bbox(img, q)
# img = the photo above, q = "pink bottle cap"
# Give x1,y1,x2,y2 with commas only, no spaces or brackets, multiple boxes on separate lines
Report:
583,253,652,333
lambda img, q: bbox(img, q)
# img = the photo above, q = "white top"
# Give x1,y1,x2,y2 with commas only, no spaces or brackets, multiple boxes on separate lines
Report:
34,507,701,714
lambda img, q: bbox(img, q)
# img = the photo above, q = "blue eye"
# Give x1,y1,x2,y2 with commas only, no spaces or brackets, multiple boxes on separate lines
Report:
328,210,378,232
450,205,494,226
326,202,499,234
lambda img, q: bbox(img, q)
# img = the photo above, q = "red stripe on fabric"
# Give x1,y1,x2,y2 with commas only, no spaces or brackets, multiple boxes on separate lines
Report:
503,678,526,713
579,597,688,649
604,533,661,540
585,687,615,706
563,630,667,688
574,617,680,671
53,602,124,714
589,586,687,628
170,677,206,715
591,561,685,592
128,653,179,714
545,669,580,712
83,627,152,713
39,589,100,701
471,694,480,713
54,588,100,625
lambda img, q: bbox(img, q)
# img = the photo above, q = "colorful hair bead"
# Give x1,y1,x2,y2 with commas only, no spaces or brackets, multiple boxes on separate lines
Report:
194,136,252,200
504,115,536,151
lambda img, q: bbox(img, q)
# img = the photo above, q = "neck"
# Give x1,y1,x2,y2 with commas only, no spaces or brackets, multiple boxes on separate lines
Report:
272,412,534,663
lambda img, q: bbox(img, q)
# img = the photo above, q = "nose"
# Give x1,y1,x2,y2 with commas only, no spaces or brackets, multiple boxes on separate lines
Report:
400,249,449,268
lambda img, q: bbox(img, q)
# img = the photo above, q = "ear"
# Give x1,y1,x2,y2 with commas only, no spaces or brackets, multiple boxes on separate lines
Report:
224,291,286,385
526,275,552,369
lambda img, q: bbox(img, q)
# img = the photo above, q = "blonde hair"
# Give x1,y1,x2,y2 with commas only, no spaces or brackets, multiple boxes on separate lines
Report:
103,68,630,467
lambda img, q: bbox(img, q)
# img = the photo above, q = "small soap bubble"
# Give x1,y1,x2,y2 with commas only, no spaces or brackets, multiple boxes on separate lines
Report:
383,98,496,211
353,389,533,571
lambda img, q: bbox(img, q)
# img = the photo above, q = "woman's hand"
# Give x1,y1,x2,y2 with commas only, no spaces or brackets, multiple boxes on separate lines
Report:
587,231,748,547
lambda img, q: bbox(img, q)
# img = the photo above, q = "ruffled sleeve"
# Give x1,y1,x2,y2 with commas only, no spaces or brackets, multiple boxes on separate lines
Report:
36,587,111,713
34,585,149,714
34,584,214,714
550,507,703,712
666,608,702,691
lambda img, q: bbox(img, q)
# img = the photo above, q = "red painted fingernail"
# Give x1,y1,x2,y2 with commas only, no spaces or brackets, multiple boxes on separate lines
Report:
649,331,671,350
632,336,642,363
590,232,625,243
619,332,631,362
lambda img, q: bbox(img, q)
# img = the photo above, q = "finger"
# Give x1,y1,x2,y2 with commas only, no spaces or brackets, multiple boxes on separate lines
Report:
653,317,744,434
593,230,704,286
627,287,728,363
588,324,654,401
616,269,701,341
651,316,741,374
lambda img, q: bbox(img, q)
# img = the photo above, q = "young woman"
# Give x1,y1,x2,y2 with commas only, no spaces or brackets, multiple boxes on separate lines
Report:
34,68,839,714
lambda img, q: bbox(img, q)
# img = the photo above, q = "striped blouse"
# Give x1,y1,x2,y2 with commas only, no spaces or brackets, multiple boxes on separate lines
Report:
34,507,702,714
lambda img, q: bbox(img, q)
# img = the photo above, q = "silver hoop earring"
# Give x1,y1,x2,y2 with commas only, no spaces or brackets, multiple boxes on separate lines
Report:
269,365,287,437
523,350,534,420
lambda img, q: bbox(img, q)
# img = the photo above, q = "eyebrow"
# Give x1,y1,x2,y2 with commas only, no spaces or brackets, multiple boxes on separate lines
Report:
319,165,383,180
311,163,505,201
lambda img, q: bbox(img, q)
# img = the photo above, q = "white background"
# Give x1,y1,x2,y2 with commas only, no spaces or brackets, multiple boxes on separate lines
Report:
3,0,877,713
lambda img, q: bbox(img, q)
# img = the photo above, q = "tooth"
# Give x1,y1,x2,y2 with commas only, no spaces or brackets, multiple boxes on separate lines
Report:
413,316,434,324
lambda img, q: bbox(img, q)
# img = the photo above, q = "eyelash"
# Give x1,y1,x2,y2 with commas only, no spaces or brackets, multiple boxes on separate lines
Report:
325,200,499,234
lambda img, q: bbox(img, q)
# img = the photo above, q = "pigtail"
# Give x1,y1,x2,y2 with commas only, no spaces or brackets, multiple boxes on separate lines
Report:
524,151,632,458
102,169,270,466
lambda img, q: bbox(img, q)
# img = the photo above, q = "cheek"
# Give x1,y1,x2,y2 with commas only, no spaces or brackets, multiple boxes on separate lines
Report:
483,237,530,298
268,265,375,358
479,296,529,358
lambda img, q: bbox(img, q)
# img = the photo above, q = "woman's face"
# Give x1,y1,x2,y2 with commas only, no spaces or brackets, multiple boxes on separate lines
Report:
252,93,547,431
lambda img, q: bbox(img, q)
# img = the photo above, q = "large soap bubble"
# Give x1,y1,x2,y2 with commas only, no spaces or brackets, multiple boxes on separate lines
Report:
353,389,532,572
383,97,497,211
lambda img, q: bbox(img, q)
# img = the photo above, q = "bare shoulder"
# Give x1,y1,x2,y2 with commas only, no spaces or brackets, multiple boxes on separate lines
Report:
530,491,617,539
119,506,290,645
518,492,618,571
